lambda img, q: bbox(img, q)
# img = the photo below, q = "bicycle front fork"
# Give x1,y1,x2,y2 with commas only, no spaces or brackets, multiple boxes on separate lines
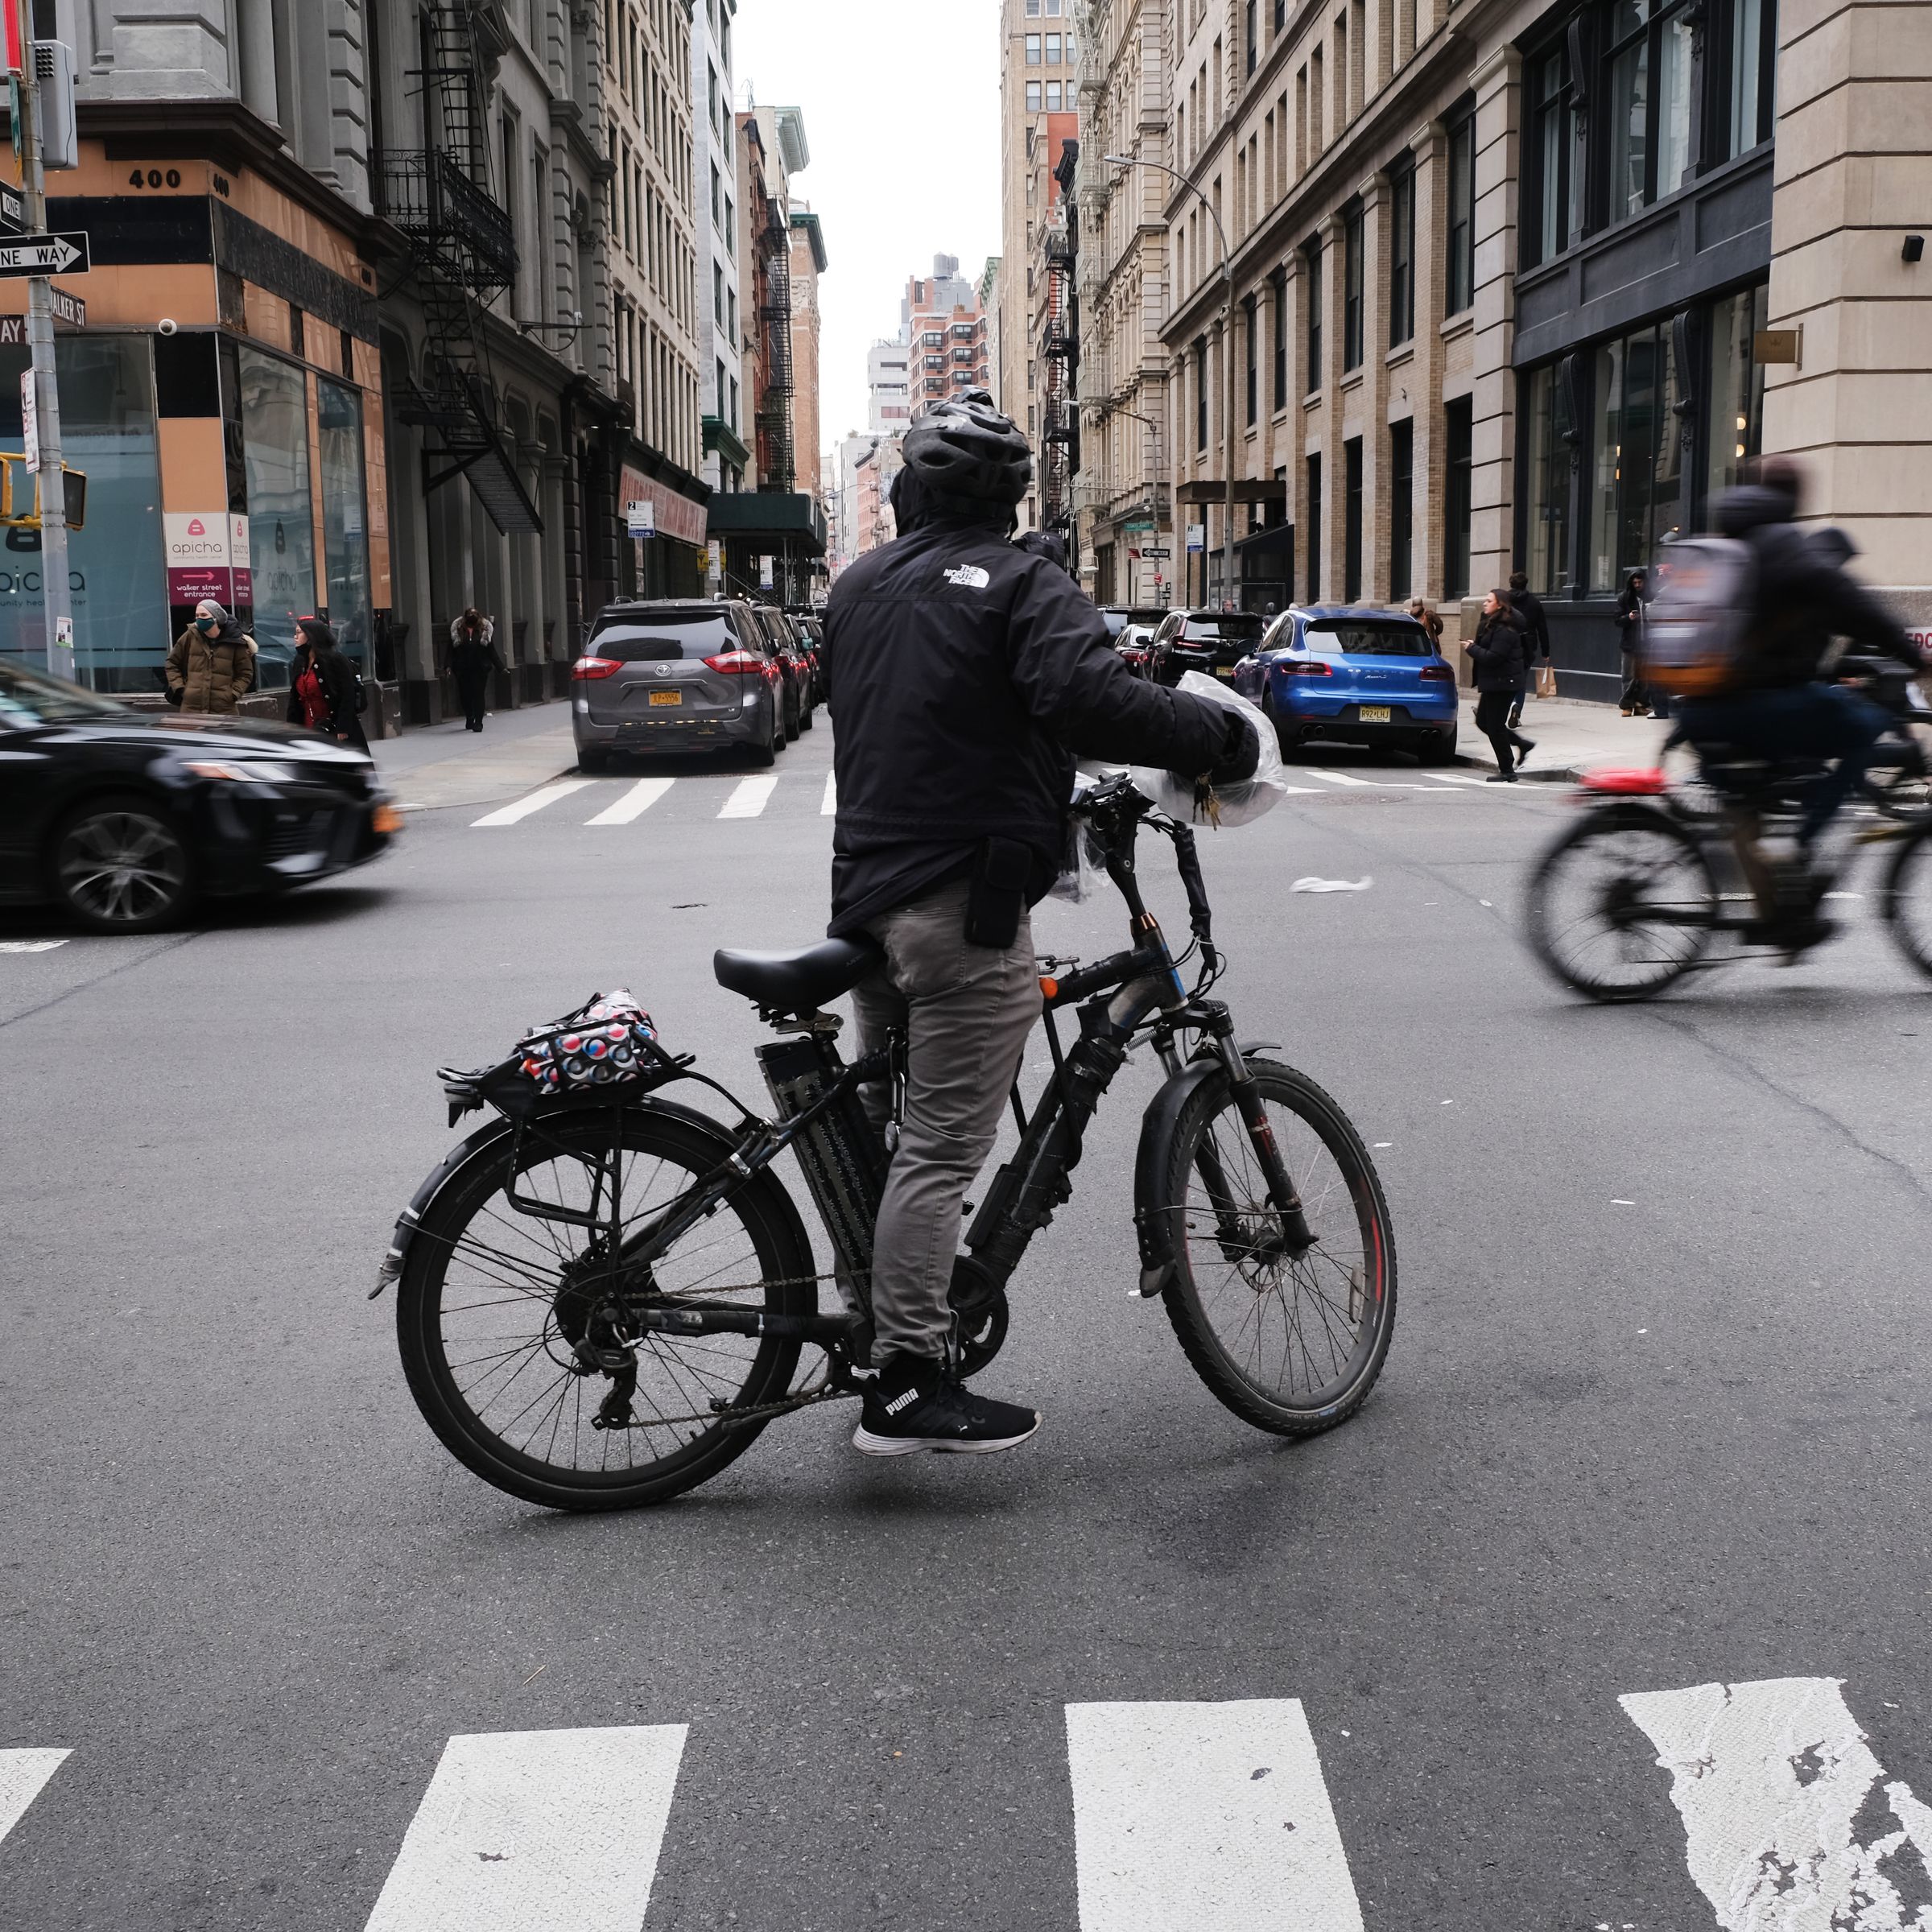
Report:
1208,1032,1315,1256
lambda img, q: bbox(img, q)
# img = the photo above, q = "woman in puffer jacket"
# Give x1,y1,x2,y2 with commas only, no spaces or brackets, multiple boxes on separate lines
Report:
165,600,257,714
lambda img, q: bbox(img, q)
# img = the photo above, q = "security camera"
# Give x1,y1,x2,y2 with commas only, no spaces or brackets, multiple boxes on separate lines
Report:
572,310,584,326
157,318,178,336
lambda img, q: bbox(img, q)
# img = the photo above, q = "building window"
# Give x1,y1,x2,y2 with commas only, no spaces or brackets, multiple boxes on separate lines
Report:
1446,108,1475,314
1587,318,1689,591
1444,395,1473,597
1046,31,1061,61
1389,418,1414,602
711,161,721,225
1026,0,1041,13
1244,295,1258,425
713,262,724,325
1026,32,1041,63
1344,437,1363,601
1046,80,1062,109
1529,48,1578,266
1706,283,1768,502
1725,0,1775,157
1270,268,1287,408
1303,236,1323,392
1606,0,1696,221
1389,162,1415,345
1342,200,1364,371
1524,360,1574,594
1274,0,1286,25
1305,452,1323,599
1195,336,1209,451
1245,0,1257,73
1026,80,1042,111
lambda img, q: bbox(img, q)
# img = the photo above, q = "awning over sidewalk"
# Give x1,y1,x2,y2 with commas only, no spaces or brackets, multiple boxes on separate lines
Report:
705,490,828,558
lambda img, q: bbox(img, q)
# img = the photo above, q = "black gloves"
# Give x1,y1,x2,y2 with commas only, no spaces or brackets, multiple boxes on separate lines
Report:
1208,710,1261,786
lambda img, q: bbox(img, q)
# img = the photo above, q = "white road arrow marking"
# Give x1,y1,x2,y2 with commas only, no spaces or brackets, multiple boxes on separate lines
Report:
470,779,592,827
584,777,673,824
1622,1676,1932,1930
0,1748,69,1848
719,774,778,818
1064,1699,1364,1931
363,1726,687,1932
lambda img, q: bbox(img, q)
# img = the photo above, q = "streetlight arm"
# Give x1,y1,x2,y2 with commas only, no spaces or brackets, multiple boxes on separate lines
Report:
1104,154,1232,275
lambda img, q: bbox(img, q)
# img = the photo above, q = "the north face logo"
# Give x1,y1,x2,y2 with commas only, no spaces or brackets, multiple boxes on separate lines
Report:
943,565,990,589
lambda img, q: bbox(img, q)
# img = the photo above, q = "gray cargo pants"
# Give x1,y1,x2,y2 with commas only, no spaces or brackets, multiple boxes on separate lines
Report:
848,877,1040,1364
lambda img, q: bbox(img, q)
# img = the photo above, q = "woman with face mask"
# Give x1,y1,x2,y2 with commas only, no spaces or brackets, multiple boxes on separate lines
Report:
165,600,258,715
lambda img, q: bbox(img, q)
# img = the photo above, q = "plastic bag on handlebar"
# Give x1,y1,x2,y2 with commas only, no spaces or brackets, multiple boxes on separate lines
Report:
1129,671,1290,828
1047,763,1120,903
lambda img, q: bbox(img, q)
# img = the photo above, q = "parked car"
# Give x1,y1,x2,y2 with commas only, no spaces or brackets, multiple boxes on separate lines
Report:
1232,604,1459,762
0,655,398,933
572,599,785,770
787,611,826,704
1146,608,1270,686
1097,604,1168,646
748,605,815,740
1115,623,1155,678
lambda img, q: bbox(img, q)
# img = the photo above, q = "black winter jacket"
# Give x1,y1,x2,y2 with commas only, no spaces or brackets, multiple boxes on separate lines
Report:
822,516,1252,935
1711,485,1917,691
1467,611,1526,693
285,642,364,745
1512,588,1550,659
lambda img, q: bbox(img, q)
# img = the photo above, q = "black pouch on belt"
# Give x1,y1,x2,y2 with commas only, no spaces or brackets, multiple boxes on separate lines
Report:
965,836,1031,947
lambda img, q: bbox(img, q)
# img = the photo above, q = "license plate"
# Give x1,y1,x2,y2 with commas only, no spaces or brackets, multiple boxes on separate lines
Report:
648,689,682,706
1359,704,1391,723
1216,666,1236,679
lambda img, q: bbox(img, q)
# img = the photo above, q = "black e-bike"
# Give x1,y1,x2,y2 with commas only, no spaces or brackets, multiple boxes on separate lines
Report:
381,774,1396,1509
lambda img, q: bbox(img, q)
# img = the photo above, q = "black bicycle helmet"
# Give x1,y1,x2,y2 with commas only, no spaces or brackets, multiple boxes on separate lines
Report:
902,389,1034,507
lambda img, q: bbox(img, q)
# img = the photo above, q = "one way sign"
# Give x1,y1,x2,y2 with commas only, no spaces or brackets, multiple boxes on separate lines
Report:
0,233,89,279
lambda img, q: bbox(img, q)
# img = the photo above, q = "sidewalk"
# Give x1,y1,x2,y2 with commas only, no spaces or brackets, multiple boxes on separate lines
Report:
1458,693,1670,782
369,697,577,811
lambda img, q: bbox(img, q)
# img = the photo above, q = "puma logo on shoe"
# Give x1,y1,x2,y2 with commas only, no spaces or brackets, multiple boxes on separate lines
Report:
884,1389,920,1415
943,565,990,589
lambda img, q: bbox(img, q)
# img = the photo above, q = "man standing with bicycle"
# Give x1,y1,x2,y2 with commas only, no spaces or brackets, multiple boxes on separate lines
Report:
821,390,1258,1457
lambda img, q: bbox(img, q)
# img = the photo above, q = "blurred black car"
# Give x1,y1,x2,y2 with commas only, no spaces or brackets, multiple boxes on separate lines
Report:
1147,608,1269,686
0,657,399,933
749,605,816,739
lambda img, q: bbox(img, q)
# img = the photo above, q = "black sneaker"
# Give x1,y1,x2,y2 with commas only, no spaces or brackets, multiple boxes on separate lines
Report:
852,1356,1041,1458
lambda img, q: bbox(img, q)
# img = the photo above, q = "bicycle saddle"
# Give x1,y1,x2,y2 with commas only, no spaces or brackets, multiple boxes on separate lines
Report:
712,937,882,1010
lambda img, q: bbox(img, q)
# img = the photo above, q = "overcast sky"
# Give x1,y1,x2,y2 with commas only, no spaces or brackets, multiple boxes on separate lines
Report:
735,0,1002,455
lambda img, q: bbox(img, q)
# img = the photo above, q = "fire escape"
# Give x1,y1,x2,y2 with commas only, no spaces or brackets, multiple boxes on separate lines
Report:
756,194,795,493
1040,138,1082,541
374,0,542,534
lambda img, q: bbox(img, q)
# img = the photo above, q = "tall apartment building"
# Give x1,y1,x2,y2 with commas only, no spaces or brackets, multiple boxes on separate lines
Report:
867,336,914,431
1074,2,1174,609
997,0,1083,530
789,203,829,510
694,0,749,496
1128,0,1932,681
904,255,991,420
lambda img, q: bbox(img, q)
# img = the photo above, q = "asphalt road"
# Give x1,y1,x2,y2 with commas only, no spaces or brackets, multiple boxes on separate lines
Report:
6,708,1932,1932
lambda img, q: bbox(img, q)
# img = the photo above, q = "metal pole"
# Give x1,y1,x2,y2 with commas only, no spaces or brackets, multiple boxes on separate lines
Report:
18,44,71,682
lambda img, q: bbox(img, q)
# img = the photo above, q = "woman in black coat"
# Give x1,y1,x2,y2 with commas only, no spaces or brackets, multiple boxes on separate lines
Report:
1616,570,1650,715
1466,588,1535,782
286,617,369,753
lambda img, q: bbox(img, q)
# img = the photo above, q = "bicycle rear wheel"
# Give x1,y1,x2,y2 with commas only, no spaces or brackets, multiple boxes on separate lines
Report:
1880,817,1932,980
1158,1061,1395,1436
395,1105,816,1511
1526,805,1717,1001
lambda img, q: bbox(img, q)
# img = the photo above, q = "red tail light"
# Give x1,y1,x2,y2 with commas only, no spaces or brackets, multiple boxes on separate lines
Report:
704,650,765,675
1418,663,1454,681
572,655,620,679
1284,658,1332,677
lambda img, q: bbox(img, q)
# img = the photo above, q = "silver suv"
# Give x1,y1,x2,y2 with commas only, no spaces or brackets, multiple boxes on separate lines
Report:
572,600,785,772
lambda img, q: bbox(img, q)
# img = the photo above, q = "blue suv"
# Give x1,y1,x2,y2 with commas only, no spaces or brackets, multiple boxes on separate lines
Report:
1232,605,1459,762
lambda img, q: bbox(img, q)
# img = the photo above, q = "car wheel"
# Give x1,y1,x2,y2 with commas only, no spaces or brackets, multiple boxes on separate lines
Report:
1261,689,1294,756
578,746,609,774
799,695,814,732
51,792,194,934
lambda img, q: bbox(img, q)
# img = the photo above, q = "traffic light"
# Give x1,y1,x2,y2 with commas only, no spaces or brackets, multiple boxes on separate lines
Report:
0,452,85,526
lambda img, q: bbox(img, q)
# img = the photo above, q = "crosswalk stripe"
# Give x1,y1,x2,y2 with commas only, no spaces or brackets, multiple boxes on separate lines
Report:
821,771,837,815
1302,768,1377,787
1622,1676,1932,1930
719,774,778,819
1427,774,1495,787
584,777,674,825
362,1725,687,1932
1064,1699,1364,1930
471,779,594,828
0,1748,69,1847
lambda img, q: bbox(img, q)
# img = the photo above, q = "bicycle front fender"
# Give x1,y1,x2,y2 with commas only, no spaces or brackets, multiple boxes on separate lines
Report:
1130,1040,1282,1298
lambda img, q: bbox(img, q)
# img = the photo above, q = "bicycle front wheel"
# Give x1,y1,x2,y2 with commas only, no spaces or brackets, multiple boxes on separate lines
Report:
395,1105,816,1511
1158,1061,1395,1436
1881,816,1932,980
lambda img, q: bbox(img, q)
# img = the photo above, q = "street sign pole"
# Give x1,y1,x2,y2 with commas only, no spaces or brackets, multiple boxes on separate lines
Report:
16,45,72,683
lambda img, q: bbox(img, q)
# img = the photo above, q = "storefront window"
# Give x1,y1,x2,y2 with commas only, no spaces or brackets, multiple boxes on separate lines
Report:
0,336,167,690
237,346,316,691
1525,362,1573,594
317,378,372,675
1590,319,1687,590
1706,284,1768,501
1590,336,1626,590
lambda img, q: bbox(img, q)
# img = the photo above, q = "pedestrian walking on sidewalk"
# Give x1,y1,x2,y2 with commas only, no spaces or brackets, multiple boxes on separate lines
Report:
1616,571,1651,715
1468,588,1535,782
287,616,368,753
448,608,499,732
1506,570,1551,730
165,600,258,716
1409,598,1444,650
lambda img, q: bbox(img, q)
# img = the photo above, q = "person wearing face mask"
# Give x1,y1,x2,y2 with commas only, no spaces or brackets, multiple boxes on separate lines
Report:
166,600,258,715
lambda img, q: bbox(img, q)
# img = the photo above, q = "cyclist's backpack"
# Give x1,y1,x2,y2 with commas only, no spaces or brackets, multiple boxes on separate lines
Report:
1640,538,1760,698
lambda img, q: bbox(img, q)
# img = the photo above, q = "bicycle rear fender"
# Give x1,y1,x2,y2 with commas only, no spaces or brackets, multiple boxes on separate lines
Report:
1130,1040,1282,1298
369,1092,808,1300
